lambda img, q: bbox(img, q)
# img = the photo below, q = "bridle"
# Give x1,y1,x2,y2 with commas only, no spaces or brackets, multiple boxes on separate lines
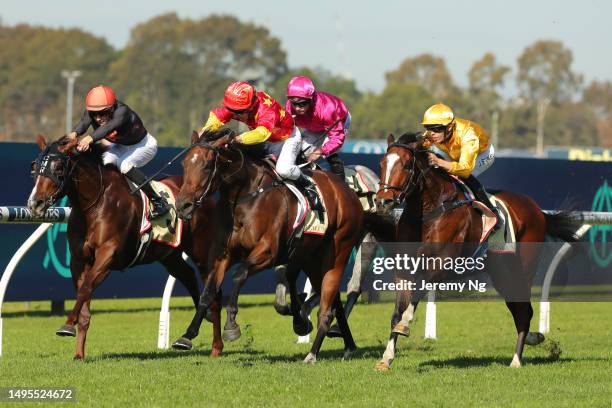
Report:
377,142,431,206
189,139,246,208
32,145,104,212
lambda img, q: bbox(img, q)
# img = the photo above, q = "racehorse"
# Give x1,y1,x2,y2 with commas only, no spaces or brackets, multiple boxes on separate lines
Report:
374,132,580,369
172,128,364,363
27,135,223,360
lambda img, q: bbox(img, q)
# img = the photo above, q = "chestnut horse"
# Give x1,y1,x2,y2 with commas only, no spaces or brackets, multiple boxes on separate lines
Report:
375,132,580,370
27,135,223,359
172,129,364,363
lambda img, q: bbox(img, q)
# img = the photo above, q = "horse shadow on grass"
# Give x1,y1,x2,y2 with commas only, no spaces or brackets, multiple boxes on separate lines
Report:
416,355,586,369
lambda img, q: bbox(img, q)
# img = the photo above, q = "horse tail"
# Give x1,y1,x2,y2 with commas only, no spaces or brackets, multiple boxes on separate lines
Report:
543,209,582,242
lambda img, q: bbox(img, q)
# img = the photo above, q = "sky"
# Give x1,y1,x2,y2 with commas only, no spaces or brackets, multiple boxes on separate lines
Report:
2,0,611,94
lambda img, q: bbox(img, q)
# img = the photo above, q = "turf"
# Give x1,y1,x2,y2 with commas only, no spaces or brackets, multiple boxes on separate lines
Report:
0,296,610,407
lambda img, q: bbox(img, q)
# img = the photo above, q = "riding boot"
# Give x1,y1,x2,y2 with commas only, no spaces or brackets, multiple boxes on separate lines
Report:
293,174,325,221
464,175,501,230
126,168,170,219
326,153,346,180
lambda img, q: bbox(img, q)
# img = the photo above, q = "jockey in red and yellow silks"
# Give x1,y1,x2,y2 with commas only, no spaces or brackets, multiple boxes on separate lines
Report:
200,82,294,144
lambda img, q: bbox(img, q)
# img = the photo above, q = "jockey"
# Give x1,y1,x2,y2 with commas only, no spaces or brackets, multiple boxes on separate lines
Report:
200,81,323,212
285,76,351,179
421,103,500,224
68,85,169,218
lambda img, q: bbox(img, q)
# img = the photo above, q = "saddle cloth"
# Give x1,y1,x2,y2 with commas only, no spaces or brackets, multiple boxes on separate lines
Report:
450,175,517,253
345,165,377,213
285,181,329,236
126,179,183,248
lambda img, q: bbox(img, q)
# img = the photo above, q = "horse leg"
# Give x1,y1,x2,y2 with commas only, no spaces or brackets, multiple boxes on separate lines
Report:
273,265,292,316
303,250,348,363
57,257,87,337
287,264,313,335
329,234,377,337
506,302,534,368
376,287,411,370
332,293,357,359
160,252,200,307
223,264,249,342
75,300,91,360
172,255,231,351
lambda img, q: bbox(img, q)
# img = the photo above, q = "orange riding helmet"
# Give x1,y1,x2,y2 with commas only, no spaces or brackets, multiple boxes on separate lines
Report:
85,85,117,111
223,81,256,111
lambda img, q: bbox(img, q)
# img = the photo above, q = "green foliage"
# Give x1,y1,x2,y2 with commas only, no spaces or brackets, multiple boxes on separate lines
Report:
0,24,116,140
385,54,456,99
351,84,435,139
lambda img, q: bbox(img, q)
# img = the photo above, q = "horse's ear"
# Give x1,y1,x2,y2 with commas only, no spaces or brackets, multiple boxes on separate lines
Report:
387,134,395,146
191,130,200,144
36,134,47,151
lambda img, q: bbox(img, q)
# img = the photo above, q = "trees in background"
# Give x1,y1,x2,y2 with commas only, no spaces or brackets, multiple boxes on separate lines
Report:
0,17,610,149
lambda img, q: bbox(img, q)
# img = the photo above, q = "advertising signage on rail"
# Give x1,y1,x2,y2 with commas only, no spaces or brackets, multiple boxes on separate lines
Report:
0,142,610,301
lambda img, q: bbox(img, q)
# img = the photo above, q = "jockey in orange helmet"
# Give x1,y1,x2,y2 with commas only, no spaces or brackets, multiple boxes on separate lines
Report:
422,103,500,225
68,85,168,218
200,81,323,212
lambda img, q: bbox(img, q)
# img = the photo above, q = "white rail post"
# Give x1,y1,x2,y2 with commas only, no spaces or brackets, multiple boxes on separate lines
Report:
424,290,437,339
157,253,187,349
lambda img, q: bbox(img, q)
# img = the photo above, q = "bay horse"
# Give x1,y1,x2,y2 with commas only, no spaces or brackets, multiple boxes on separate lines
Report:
172,128,364,363
27,135,223,360
374,132,580,369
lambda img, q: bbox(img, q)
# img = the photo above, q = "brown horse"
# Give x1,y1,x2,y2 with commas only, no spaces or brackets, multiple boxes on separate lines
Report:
172,129,364,363
374,132,579,370
27,135,223,360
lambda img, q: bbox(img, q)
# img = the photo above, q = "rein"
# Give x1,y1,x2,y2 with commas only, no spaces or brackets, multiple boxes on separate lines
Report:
379,142,471,223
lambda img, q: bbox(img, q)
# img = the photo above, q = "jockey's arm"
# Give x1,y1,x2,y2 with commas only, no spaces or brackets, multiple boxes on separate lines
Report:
449,134,480,178
321,114,348,156
238,126,272,144
72,109,93,136
199,111,225,136
90,105,130,142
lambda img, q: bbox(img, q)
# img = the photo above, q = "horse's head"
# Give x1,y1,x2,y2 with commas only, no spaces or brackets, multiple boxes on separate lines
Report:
376,132,424,216
176,128,241,220
27,135,78,217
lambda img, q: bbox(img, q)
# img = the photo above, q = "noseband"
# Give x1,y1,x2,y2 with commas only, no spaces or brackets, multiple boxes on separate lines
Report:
377,142,430,206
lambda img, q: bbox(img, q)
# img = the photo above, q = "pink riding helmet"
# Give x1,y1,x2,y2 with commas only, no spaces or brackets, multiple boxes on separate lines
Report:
287,76,316,99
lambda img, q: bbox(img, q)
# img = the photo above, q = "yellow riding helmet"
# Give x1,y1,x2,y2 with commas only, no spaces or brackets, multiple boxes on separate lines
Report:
422,103,455,126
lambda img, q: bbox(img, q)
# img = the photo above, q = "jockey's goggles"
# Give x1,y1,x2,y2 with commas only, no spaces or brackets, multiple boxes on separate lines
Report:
424,124,447,133
289,98,312,108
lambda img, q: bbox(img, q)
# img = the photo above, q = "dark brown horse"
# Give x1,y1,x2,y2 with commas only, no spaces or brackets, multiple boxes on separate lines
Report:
27,135,223,359
374,132,579,369
172,129,364,363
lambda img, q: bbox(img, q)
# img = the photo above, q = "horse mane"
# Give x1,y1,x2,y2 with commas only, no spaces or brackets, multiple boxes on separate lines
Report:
200,127,236,142
396,131,423,145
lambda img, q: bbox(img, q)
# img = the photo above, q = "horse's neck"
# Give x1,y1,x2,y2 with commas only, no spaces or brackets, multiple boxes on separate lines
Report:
66,159,112,212
418,161,457,213
219,159,271,205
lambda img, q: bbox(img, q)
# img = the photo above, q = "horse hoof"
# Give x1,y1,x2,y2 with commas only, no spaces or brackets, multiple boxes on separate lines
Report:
210,348,223,358
293,320,313,336
509,354,522,368
392,323,410,337
375,361,390,371
56,325,76,337
172,337,193,350
525,332,545,346
273,302,292,316
303,352,317,364
222,325,241,342
326,324,343,338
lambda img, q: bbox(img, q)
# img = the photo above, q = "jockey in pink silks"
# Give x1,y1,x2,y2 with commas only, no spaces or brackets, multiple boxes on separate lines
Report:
282,75,352,180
